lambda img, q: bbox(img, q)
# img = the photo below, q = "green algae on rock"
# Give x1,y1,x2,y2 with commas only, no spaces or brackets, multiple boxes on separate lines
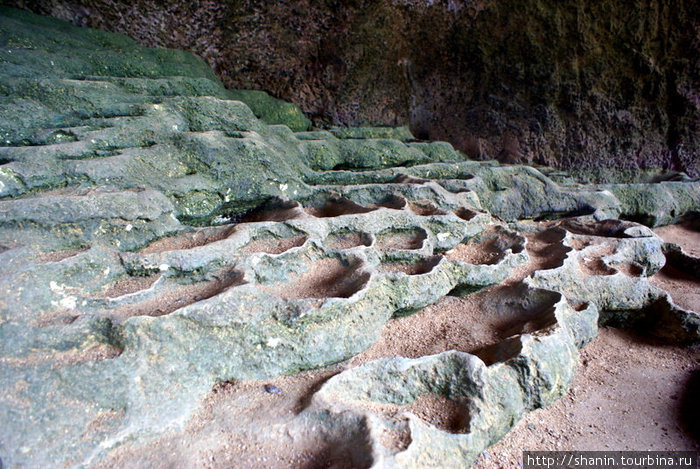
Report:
7,0,697,179
0,7,699,469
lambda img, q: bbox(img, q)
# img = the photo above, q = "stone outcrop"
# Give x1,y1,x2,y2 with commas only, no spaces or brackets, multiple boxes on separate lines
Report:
0,8,699,468
7,0,700,179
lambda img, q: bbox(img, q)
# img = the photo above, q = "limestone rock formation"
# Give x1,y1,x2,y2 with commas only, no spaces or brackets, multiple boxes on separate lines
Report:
0,7,698,468
7,0,700,179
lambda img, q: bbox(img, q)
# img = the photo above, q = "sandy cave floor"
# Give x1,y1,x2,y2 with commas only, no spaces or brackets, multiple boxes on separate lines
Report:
473,327,700,468
102,223,700,468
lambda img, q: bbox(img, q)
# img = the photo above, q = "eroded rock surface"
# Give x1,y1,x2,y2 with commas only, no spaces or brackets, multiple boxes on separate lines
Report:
0,8,699,468
7,0,699,179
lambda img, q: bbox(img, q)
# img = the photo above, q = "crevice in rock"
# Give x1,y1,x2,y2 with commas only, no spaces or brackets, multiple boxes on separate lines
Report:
560,219,637,238
371,194,407,210
599,296,700,344
394,174,429,184
326,230,372,250
258,257,370,300
407,200,447,216
241,198,304,223
473,336,524,366
378,255,442,276
455,207,478,221
108,267,245,319
138,225,236,254
577,245,617,276
241,234,308,255
304,197,375,218
102,273,161,298
34,246,90,263
376,227,428,251
533,207,596,221
446,225,524,265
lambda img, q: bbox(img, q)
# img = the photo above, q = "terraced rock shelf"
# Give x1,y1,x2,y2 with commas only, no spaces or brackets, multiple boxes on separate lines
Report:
0,7,698,468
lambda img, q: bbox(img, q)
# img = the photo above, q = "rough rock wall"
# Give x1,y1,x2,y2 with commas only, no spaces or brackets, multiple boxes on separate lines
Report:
4,0,699,178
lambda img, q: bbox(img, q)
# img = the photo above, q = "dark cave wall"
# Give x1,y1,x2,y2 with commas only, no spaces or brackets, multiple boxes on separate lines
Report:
5,0,699,179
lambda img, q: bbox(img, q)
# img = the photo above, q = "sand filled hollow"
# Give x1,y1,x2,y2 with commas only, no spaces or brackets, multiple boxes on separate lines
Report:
95,223,700,469
259,257,370,300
